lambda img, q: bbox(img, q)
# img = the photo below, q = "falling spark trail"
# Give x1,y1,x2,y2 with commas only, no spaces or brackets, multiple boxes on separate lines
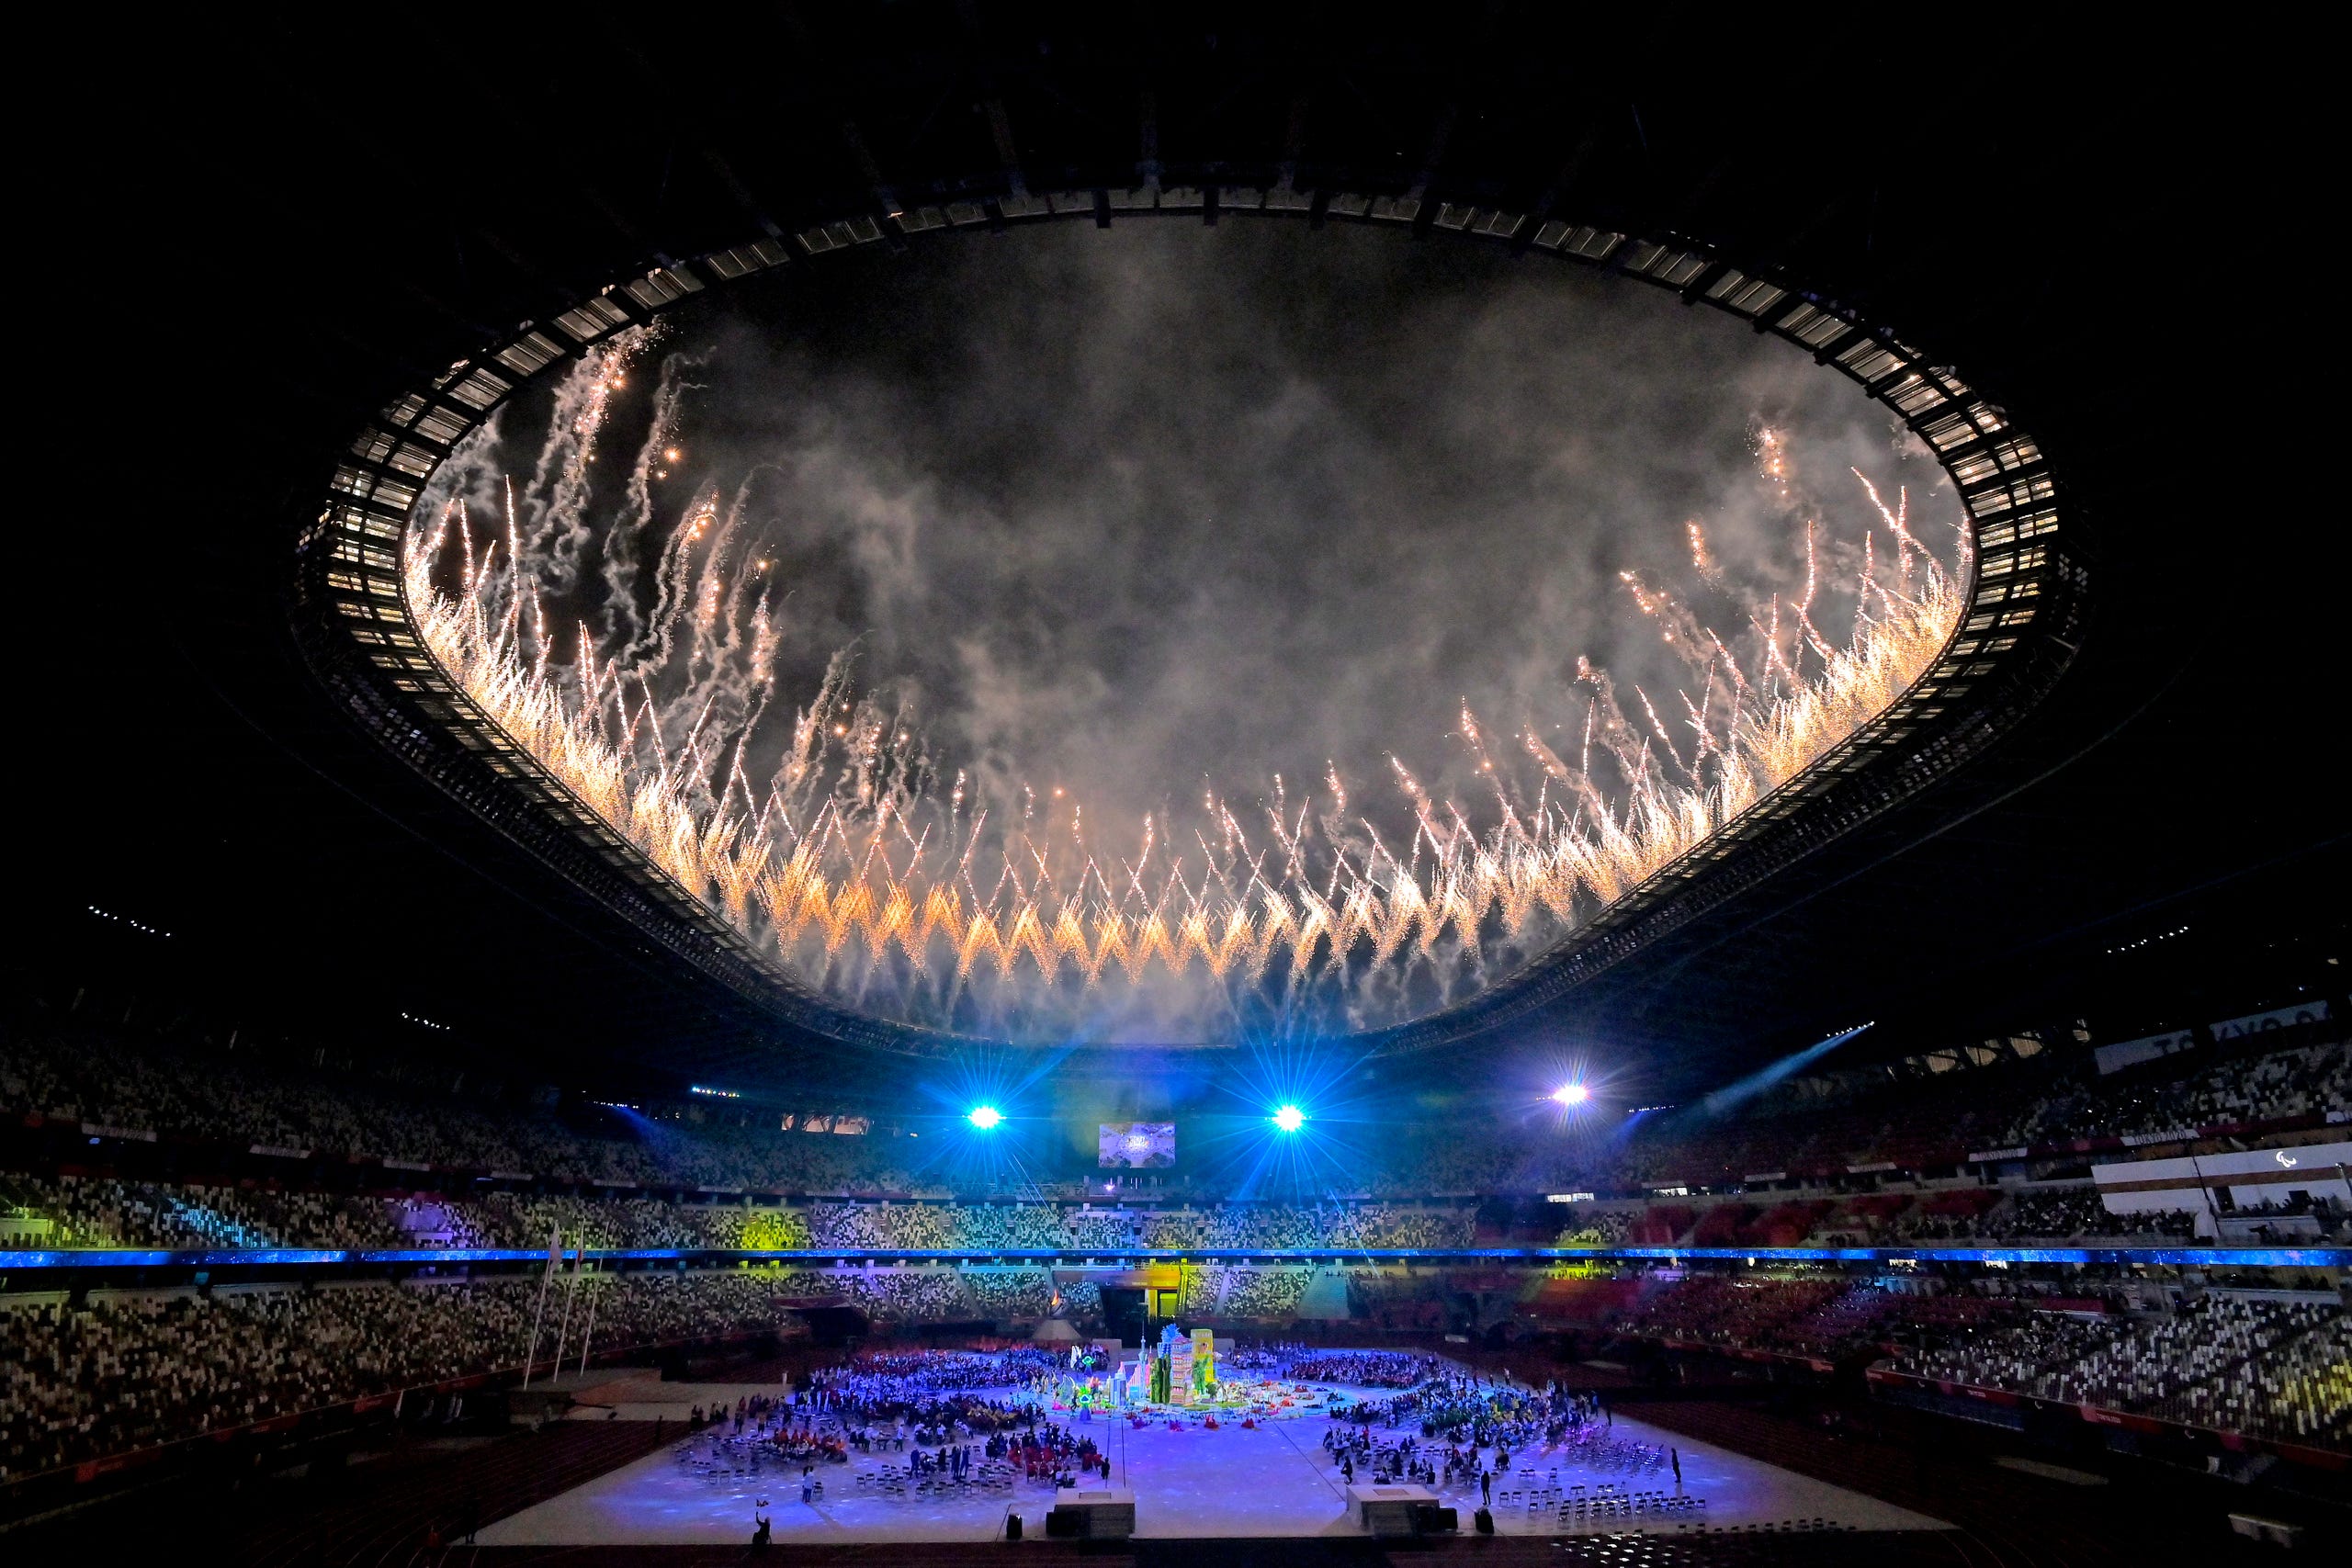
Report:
405,344,1964,1043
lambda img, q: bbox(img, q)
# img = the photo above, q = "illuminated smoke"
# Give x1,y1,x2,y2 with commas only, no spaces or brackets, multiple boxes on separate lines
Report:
404,274,1964,1045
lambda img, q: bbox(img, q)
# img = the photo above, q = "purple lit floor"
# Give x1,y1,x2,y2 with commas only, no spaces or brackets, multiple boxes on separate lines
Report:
480,1375,1946,1544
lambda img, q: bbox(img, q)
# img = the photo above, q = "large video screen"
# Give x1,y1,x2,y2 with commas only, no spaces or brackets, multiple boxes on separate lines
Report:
1099,1122,1176,1168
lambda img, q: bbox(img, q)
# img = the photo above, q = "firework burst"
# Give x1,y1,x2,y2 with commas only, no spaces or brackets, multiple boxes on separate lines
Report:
405,338,1965,1043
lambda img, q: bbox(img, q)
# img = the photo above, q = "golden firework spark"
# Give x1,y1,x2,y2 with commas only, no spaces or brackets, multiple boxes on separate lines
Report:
405,345,1964,1042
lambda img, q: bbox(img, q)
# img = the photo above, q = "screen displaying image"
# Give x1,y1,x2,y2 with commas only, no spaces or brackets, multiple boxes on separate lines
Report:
1099,1122,1177,1168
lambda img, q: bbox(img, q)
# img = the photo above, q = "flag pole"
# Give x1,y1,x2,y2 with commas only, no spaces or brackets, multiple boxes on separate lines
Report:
577,1279,599,1375
522,1224,560,1389
552,1256,581,1382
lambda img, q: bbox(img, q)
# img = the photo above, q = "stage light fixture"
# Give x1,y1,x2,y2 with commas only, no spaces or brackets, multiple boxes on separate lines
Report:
967,1105,1002,1130
1272,1104,1306,1133
1552,1083,1590,1106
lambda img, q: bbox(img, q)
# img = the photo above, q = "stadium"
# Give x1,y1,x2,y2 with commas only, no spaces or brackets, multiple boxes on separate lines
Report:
16,11,2344,1564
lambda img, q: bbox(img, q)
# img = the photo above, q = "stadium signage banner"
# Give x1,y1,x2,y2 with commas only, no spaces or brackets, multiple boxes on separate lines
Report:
80,1122,156,1143
2093,1029,2196,1076
2093,1140,2352,1216
1969,1146,2029,1163
2210,1000,2332,1039
248,1144,312,1158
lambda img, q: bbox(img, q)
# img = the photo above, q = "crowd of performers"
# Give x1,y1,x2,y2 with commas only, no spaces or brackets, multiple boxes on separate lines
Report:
1232,1347,1440,1388
846,1414,1108,1491
673,1345,1676,1520
675,1348,1114,1504
1016,1336,1448,1420
808,1345,1079,1405
1322,1371,1675,1505
675,1393,851,1498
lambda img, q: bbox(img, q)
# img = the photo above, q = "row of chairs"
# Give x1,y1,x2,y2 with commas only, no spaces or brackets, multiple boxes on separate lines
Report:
1536,1443,1670,1477
1498,1479,1684,1507
680,1459,782,1482
853,1462,1021,1498
1546,1489,1703,1524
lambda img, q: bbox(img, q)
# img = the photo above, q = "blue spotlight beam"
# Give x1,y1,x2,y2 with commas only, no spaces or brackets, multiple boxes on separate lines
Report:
1697,1023,1872,1120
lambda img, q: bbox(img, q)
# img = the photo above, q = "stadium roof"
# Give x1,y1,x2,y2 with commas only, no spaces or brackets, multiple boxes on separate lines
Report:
35,10,2340,1107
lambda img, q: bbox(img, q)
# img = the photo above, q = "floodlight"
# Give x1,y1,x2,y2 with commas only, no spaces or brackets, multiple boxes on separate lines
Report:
967,1105,1002,1130
1272,1104,1306,1133
1552,1083,1590,1107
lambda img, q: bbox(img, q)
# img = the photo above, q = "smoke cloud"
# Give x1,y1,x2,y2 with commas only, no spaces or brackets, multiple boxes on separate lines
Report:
415,220,1959,1043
